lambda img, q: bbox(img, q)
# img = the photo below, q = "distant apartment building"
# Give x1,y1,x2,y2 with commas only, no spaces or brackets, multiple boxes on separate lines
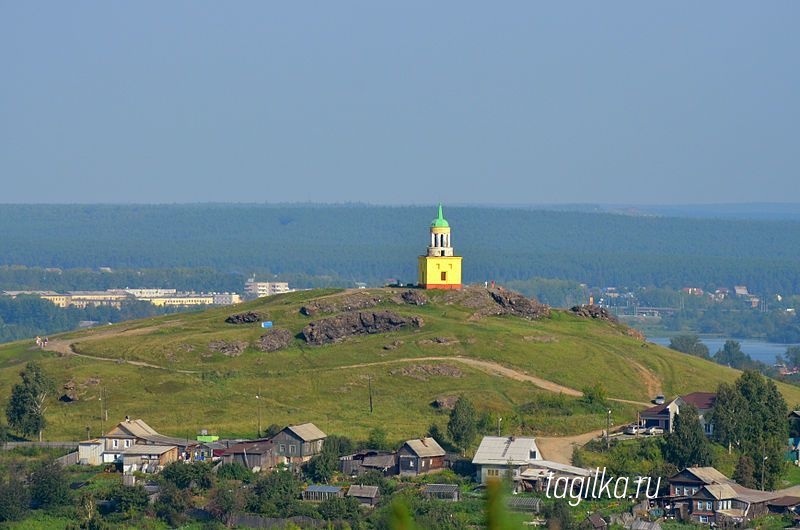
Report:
139,294,215,307
244,278,291,299
124,288,178,297
8,288,241,309
212,293,241,305
42,290,130,309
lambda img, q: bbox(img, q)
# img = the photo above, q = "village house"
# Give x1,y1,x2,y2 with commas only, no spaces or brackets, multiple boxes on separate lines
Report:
517,460,594,492
99,417,188,463
270,423,327,469
666,467,782,525
688,483,776,525
340,450,397,476
120,445,178,473
397,437,446,476
640,392,716,435
220,439,276,471
347,485,380,506
472,436,542,484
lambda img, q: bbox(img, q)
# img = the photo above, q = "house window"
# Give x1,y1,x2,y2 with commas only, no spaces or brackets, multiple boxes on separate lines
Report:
124,440,131,448
422,459,425,467
289,445,296,454
692,487,698,494
280,444,286,453
706,501,712,511
697,501,702,510
487,469,499,477
441,272,447,281
699,516,708,523
530,450,537,459
113,439,118,449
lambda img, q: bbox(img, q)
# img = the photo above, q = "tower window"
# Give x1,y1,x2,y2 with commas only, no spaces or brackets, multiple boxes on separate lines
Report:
441,272,447,281
441,251,445,256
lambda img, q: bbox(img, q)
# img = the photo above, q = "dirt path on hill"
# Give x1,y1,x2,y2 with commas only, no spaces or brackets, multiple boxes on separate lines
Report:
536,429,605,464
628,359,662,397
333,356,652,407
43,338,199,374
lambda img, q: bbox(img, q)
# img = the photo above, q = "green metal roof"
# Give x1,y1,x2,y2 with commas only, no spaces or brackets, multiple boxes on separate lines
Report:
431,204,449,228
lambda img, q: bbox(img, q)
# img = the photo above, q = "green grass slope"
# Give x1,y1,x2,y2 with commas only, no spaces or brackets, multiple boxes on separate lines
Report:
1,288,798,443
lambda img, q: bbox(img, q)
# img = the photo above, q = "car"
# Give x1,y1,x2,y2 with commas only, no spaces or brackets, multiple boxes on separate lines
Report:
645,427,664,435
624,424,640,435
653,394,665,405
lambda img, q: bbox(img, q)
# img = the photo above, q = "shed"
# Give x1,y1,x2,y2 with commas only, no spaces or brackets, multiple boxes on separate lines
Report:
303,485,344,502
78,439,104,466
584,513,608,530
421,483,460,502
347,485,380,506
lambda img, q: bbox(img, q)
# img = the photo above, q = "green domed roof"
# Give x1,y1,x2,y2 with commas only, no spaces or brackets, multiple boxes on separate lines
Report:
431,204,450,228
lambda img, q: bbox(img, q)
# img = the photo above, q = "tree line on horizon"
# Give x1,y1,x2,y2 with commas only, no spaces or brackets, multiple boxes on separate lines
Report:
0,204,799,295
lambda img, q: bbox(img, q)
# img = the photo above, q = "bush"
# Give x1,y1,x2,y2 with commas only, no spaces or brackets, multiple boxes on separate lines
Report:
0,474,29,522
30,459,71,508
107,483,148,515
216,462,254,482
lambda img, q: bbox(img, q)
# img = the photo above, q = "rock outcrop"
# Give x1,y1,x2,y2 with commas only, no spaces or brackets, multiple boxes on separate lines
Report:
225,311,264,324
209,340,248,356
257,328,292,352
301,311,423,345
300,293,384,316
399,290,427,305
488,288,551,320
569,304,617,322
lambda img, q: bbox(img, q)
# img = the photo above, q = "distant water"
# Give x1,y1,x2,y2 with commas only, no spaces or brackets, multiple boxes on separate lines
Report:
648,337,800,365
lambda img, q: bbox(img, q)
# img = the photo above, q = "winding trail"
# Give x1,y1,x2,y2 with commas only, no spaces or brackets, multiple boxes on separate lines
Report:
43,338,200,374
330,355,652,407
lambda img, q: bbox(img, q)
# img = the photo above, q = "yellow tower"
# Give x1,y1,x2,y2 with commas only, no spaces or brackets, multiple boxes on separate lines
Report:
418,204,463,290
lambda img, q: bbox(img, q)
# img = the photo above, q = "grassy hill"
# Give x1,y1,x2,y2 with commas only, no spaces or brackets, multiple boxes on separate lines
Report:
1,287,798,444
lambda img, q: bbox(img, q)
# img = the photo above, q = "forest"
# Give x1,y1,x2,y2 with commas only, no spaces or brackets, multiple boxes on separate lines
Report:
1,204,799,294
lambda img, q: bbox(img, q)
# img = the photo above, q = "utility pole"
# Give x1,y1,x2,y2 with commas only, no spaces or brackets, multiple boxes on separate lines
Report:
256,389,262,438
497,417,502,437
606,409,612,450
368,376,373,414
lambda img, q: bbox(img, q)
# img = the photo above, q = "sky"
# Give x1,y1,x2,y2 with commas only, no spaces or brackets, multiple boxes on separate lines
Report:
1,2,799,205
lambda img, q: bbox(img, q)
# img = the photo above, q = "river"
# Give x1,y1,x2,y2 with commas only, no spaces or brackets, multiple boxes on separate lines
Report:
648,337,799,365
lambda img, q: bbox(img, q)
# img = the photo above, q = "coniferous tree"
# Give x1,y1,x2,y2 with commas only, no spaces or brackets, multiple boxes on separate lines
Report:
733,455,756,489
448,396,478,451
662,404,712,469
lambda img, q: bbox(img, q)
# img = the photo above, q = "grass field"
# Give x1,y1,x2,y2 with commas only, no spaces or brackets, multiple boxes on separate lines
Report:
1,287,799,443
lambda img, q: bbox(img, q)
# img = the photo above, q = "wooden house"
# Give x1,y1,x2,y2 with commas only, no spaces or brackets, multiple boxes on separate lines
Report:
120,444,178,473
220,439,275,472
398,437,445,476
270,423,327,469
101,417,187,463
340,450,397,476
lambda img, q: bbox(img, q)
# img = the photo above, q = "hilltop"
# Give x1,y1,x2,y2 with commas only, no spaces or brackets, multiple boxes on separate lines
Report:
1,287,799,443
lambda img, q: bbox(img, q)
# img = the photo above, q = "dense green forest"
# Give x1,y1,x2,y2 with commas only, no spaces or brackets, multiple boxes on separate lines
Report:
1,204,799,294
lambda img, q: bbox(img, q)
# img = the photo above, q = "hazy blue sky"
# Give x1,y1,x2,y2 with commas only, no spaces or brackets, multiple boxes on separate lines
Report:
1,2,798,204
